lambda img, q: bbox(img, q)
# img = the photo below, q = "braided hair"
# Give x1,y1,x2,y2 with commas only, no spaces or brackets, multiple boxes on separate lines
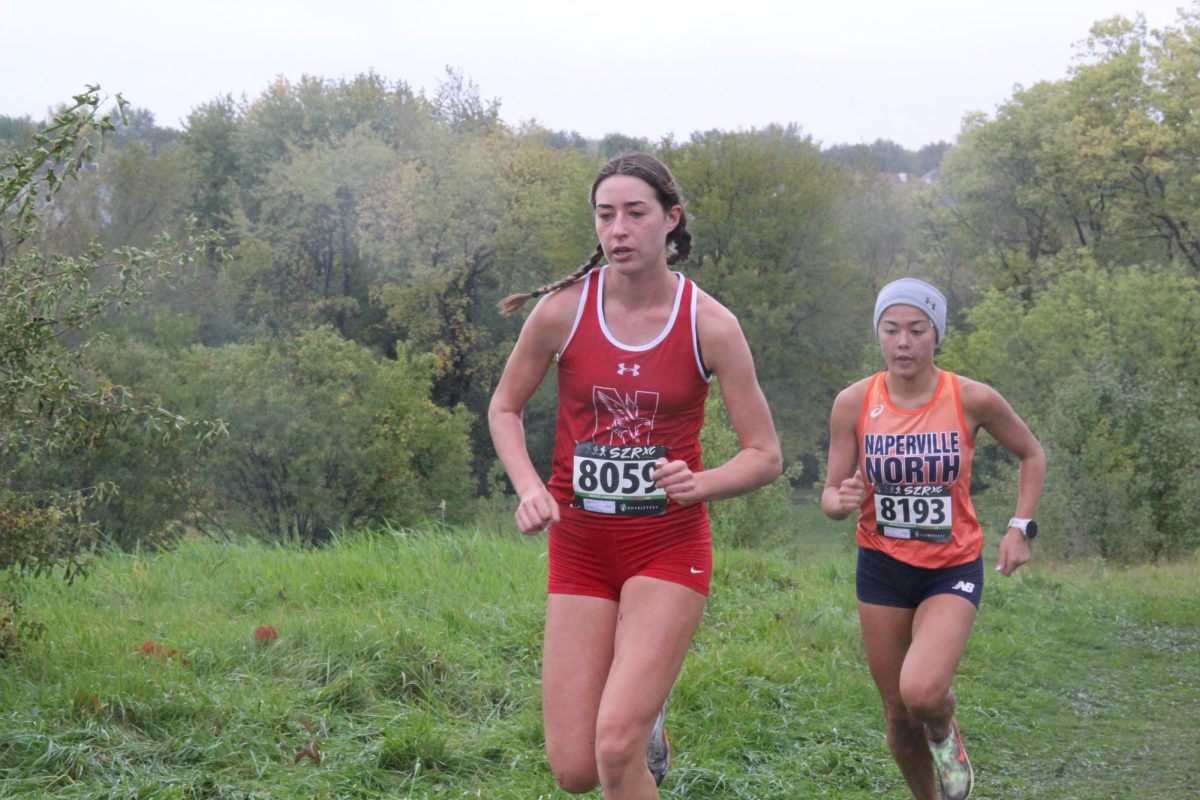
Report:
498,152,692,316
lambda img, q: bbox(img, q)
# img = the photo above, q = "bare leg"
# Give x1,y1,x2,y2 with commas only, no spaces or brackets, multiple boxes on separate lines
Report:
859,594,976,800
859,602,938,800
594,576,706,800
542,593,618,793
902,594,976,741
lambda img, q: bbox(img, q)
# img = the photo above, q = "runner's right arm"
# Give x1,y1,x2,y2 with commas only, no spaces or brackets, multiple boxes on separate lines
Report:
821,381,868,520
488,288,579,534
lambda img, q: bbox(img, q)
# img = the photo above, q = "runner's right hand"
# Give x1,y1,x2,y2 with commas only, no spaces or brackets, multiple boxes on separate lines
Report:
833,469,866,515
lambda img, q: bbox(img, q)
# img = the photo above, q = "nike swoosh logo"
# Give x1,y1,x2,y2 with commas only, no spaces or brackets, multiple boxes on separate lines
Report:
690,567,704,574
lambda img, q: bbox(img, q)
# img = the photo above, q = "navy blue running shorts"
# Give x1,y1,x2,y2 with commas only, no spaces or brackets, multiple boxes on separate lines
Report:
856,546,984,609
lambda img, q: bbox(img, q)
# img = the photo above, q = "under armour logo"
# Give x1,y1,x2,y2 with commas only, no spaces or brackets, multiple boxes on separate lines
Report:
617,362,640,376
952,580,975,594
925,296,937,311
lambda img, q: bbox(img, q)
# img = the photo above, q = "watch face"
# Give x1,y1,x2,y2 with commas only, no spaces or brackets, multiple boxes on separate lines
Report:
1025,520,1038,539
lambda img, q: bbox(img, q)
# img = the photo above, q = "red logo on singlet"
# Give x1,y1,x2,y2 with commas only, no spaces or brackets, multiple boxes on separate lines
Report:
592,386,660,445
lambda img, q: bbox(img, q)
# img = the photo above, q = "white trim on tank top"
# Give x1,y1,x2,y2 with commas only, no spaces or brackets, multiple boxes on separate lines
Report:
556,267,710,382
556,270,592,359
596,266,684,352
691,284,713,383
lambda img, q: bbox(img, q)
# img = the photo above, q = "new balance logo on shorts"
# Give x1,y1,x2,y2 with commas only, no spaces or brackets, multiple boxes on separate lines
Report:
952,580,976,594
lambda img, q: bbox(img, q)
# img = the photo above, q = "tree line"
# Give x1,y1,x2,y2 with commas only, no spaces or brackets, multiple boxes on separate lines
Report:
3,6,1199,585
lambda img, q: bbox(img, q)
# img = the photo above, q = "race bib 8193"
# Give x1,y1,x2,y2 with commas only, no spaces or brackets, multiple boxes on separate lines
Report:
873,483,953,543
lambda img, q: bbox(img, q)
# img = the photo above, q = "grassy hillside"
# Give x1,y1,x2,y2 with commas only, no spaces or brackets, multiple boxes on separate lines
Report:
0,511,1196,799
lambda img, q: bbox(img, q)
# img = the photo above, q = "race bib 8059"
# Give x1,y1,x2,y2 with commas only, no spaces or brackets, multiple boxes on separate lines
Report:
572,442,666,516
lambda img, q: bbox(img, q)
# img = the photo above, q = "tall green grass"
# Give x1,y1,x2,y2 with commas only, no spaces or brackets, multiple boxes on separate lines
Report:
0,511,1195,798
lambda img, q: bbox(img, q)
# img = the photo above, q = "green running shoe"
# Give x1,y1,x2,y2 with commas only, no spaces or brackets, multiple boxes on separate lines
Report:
929,718,973,800
647,700,671,787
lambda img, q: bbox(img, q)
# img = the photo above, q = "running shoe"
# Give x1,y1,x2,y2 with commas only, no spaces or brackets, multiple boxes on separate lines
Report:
929,718,973,800
647,699,671,787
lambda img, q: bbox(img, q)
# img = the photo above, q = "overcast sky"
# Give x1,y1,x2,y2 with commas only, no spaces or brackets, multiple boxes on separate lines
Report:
2,0,1192,150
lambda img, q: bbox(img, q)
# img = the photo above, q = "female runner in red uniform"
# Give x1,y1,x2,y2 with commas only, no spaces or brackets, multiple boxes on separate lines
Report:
822,278,1045,800
489,153,782,799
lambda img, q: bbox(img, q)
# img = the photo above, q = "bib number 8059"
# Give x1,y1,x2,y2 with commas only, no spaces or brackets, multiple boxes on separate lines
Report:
576,459,656,495
573,442,667,516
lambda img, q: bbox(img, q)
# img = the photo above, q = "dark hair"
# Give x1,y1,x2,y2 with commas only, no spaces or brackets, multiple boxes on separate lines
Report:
498,152,692,315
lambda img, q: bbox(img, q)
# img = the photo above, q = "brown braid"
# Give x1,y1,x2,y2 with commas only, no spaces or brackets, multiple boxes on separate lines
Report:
667,224,692,265
498,152,692,316
497,244,605,316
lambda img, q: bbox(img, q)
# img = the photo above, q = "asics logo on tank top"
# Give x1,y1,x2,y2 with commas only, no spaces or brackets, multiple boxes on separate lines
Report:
616,362,640,376
594,387,660,445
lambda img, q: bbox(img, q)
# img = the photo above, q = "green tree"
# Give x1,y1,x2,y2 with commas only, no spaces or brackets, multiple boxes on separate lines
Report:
12,337,216,550
176,329,474,543
30,117,193,261
1118,8,1200,270
935,82,1075,299
669,126,866,470
235,73,424,194
701,386,795,548
0,115,38,155
364,127,509,405
234,128,395,337
364,123,595,482
940,260,1200,561
600,133,653,159
0,88,221,649
183,95,243,238
1038,363,1200,562
823,138,948,175
932,7,1200,300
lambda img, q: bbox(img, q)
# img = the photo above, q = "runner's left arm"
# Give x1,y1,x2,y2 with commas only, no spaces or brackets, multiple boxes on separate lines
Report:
964,379,1046,576
654,294,782,505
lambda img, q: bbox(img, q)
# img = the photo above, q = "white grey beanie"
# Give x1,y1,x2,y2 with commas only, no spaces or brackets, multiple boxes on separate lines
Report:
873,278,947,342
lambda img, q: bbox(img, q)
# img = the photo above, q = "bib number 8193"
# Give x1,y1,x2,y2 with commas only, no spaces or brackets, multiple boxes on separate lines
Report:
873,484,953,543
877,495,947,526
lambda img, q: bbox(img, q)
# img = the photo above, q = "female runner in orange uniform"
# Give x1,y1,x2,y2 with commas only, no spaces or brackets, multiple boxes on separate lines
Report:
822,278,1045,800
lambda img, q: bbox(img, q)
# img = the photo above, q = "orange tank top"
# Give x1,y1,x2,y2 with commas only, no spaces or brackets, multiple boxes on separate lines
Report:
854,370,981,568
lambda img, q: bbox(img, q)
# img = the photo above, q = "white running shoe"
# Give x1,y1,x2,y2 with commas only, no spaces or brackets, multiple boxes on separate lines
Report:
929,718,973,800
647,699,671,787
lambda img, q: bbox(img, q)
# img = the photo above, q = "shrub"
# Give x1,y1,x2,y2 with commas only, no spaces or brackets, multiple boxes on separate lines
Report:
176,329,475,543
701,385,796,548
1038,364,1200,562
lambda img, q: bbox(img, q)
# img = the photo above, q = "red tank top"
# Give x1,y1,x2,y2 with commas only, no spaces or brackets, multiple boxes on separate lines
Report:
548,267,711,517
855,370,982,568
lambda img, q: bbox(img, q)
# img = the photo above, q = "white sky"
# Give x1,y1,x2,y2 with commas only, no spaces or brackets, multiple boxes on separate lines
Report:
2,0,1193,150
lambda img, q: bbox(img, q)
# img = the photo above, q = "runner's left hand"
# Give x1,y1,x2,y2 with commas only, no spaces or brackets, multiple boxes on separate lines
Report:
652,458,701,505
995,527,1032,576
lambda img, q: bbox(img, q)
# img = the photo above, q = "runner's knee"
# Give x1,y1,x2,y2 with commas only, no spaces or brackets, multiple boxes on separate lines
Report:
550,760,599,794
899,676,954,722
546,745,599,794
594,717,646,779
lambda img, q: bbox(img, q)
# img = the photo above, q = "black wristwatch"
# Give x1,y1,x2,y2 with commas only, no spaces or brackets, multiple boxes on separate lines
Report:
1008,517,1038,540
